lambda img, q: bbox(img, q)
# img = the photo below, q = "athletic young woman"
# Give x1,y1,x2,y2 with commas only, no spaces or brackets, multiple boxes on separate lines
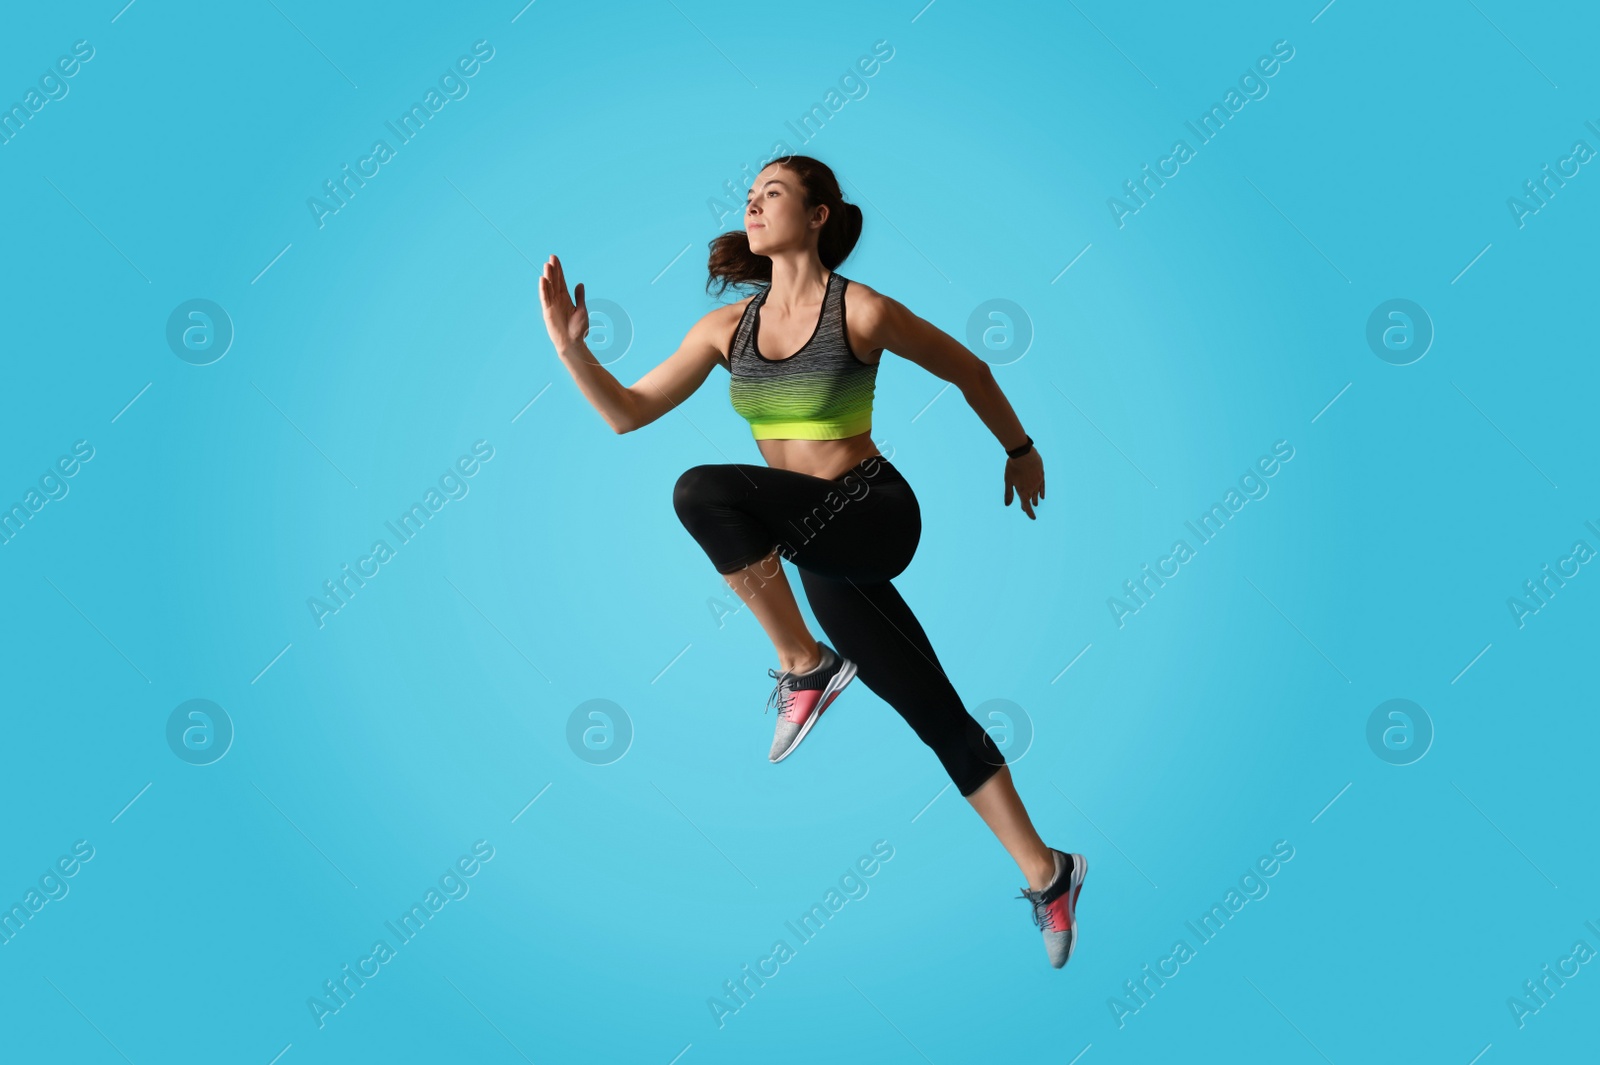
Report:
538,155,1086,968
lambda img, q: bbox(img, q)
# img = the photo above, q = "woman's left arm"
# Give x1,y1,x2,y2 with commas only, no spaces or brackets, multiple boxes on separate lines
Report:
858,287,1046,519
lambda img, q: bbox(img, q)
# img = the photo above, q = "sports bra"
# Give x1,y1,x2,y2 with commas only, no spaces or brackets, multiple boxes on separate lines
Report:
722,270,878,441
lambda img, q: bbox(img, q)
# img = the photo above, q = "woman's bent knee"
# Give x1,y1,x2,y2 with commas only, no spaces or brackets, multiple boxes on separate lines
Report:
672,464,727,520
956,757,1006,797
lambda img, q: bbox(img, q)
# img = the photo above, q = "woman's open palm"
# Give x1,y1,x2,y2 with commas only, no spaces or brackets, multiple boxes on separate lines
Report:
540,254,589,354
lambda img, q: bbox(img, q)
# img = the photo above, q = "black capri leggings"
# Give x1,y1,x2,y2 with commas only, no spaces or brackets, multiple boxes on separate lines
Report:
672,455,1005,797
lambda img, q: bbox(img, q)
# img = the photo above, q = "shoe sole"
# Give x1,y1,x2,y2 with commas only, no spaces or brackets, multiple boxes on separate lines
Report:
1061,852,1087,965
769,656,858,763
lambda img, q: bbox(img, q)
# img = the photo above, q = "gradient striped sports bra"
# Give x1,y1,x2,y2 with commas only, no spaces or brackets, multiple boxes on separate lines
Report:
724,271,878,441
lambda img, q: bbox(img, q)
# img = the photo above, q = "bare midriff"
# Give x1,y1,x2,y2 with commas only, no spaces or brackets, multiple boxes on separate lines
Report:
755,432,882,481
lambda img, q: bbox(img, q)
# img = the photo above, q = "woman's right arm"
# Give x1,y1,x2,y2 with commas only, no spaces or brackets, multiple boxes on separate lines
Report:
540,254,728,435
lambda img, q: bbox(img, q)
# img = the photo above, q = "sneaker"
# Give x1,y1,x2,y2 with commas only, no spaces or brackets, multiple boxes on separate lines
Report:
765,642,858,763
1017,849,1087,969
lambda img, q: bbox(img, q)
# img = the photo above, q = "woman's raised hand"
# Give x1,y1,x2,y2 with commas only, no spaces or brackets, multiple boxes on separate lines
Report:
539,254,590,355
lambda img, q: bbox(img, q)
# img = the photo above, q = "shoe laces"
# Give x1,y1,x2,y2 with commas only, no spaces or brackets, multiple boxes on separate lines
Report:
1017,891,1061,933
1017,856,1069,931
765,667,795,718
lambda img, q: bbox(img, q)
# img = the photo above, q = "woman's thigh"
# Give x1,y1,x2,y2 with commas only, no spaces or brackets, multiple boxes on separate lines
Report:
779,459,920,583
674,457,921,584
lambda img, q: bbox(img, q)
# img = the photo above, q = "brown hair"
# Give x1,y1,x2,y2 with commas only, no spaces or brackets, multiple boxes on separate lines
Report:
705,155,864,298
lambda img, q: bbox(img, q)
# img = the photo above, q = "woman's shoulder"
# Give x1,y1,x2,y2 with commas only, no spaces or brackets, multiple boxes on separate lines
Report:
839,275,892,322
700,291,762,367
834,275,893,365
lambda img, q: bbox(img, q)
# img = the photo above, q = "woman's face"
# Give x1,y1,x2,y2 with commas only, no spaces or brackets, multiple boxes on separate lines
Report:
745,166,825,253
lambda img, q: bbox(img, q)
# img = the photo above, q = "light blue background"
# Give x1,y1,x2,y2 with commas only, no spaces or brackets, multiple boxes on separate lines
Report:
2,1,1595,1062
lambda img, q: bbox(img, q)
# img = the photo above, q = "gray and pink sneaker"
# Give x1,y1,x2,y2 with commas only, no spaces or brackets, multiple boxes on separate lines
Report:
765,642,858,763
1017,849,1087,969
